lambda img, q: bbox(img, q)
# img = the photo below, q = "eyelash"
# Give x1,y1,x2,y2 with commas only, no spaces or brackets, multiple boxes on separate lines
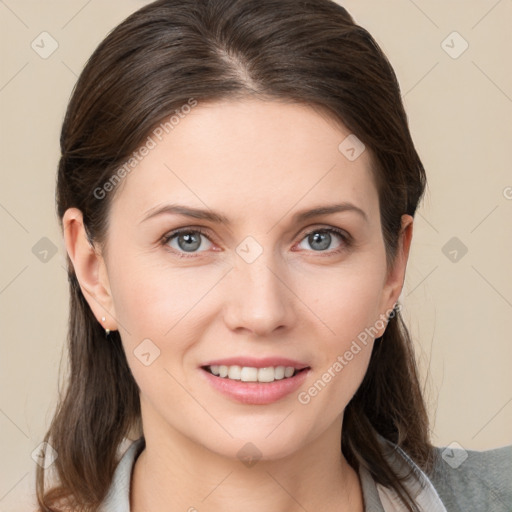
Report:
160,226,352,259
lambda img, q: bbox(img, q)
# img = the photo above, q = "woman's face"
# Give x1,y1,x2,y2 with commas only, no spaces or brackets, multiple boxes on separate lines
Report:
74,99,412,460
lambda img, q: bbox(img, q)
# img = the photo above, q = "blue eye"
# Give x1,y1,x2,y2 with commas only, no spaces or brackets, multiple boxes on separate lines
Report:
163,229,213,254
297,228,349,252
161,226,351,258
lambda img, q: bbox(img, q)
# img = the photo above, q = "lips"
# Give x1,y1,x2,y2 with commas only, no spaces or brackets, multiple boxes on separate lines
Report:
199,356,311,404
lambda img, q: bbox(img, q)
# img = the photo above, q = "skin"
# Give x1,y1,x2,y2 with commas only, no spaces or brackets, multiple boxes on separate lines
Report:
63,98,413,512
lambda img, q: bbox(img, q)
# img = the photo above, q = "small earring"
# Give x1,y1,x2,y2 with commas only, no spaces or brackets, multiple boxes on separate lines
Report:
101,316,110,336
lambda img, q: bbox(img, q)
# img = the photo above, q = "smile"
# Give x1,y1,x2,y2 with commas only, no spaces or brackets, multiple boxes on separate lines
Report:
200,360,311,405
204,364,306,383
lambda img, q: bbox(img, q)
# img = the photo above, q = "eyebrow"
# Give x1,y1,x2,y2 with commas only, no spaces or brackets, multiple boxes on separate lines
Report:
140,202,368,225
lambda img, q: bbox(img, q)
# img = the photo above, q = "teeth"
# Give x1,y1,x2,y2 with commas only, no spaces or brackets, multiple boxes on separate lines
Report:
207,365,300,382
241,367,258,382
284,366,294,378
257,367,275,382
228,365,241,380
274,366,285,380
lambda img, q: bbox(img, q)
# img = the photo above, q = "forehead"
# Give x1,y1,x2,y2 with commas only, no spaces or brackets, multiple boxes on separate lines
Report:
110,99,379,225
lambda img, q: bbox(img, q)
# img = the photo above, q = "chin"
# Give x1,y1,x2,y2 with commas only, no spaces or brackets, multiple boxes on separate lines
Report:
198,420,316,463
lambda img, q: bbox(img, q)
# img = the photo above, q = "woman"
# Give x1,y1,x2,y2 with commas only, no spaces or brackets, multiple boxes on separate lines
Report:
37,0,511,511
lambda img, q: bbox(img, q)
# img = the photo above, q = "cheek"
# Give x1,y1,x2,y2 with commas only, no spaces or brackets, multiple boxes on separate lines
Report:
300,256,387,343
109,252,224,338
294,258,385,410
107,254,230,399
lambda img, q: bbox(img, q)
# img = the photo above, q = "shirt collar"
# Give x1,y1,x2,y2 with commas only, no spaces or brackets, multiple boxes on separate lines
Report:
100,436,446,512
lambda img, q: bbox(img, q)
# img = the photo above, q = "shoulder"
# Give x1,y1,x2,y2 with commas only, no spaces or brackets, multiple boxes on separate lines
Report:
427,443,512,512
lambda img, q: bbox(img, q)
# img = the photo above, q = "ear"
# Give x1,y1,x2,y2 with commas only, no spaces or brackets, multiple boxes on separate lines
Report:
376,214,414,335
62,208,117,332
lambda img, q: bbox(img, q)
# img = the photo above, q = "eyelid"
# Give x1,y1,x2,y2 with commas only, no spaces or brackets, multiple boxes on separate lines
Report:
295,224,351,242
161,226,212,242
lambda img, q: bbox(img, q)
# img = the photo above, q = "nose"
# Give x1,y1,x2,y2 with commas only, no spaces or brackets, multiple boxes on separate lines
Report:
222,252,296,337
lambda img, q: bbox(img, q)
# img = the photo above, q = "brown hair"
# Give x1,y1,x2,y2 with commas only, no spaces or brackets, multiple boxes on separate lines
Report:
38,0,433,510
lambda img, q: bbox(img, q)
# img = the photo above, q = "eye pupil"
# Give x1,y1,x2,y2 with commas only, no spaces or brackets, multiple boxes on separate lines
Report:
178,232,202,252
308,231,331,251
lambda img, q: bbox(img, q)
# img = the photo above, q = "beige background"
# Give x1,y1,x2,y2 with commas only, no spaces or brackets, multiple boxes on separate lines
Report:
1,1,511,509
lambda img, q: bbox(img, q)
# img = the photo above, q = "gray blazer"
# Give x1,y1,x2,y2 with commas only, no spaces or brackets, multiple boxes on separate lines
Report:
99,437,512,511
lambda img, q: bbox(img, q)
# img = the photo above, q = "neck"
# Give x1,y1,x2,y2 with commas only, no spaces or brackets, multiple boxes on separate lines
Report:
131,409,364,512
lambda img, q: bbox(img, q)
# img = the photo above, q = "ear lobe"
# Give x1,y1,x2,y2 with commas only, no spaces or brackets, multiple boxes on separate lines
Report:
62,207,117,332
377,214,414,334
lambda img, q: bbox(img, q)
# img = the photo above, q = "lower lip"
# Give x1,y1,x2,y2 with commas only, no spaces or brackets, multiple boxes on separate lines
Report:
200,368,310,405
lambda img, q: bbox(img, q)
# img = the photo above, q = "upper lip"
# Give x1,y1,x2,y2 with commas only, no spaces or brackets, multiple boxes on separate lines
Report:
201,357,310,370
